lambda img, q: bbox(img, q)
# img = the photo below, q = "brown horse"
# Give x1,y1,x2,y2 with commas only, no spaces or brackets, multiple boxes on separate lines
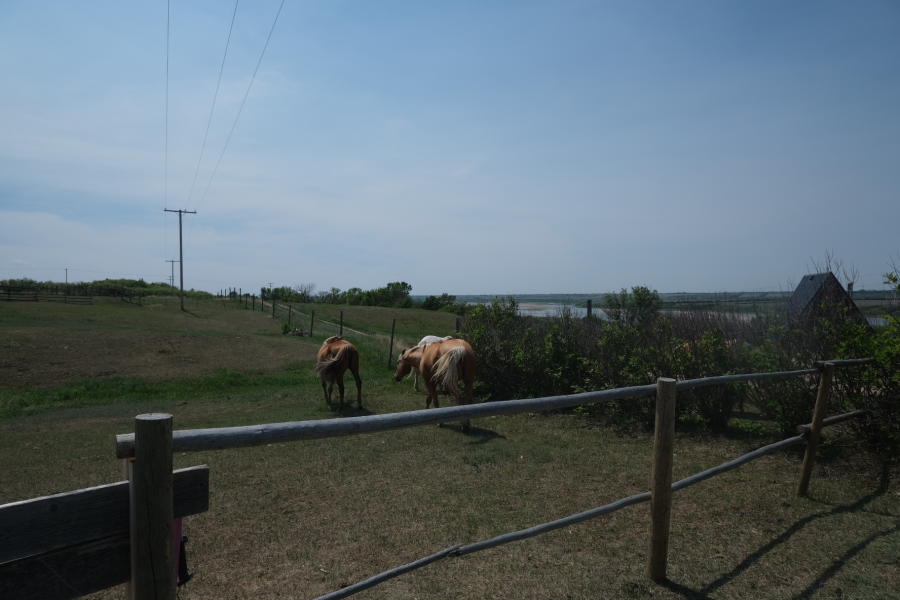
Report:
315,336,362,410
394,338,475,432
394,336,453,391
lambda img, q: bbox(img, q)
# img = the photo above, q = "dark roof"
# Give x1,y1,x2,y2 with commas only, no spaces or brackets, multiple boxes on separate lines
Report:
785,271,870,328
785,272,835,319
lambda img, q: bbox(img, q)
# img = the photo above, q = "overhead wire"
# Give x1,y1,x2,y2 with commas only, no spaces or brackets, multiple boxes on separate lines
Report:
186,0,240,207
197,0,287,210
164,0,171,209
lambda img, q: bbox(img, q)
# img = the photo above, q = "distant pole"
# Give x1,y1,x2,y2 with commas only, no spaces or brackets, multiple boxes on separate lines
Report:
387,318,396,369
587,299,593,319
288,305,292,328
310,310,315,336
65,267,68,284
164,209,196,311
340,311,344,336
166,260,177,288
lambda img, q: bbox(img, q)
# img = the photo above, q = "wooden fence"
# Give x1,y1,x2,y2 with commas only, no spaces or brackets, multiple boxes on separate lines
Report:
105,357,872,599
1,288,92,305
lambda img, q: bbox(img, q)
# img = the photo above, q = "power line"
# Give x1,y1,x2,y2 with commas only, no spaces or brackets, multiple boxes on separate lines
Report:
164,0,171,208
186,0,240,206
198,0,286,209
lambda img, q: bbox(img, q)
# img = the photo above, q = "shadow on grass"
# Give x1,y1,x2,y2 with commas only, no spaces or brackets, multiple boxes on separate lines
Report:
437,422,507,443
660,467,893,599
328,404,374,418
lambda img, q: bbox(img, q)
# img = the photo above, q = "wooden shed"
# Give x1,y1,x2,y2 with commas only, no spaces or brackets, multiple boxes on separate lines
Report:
785,272,870,329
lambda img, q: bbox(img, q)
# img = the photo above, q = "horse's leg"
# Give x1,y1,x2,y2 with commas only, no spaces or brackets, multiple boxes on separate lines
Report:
351,367,362,409
321,378,330,404
337,373,345,411
413,369,419,392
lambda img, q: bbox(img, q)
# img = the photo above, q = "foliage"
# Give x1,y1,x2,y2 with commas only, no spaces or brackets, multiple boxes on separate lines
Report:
420,293,469,314
310,281,414,308
464,283,898,456
0,277,212,299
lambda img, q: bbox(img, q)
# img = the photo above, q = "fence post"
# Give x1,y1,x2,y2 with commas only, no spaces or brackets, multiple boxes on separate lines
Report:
340,311,344,336
388,318,396,369
648,377,676,582
272,297,276,318
129,413,175,599
310,310,315,337
586,299,592,319
456,317,460,333
288,304,292,328
797,362,834,497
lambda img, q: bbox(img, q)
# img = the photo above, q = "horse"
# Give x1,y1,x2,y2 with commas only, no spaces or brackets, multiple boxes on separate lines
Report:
395,338,475,432
399,335,453,390
315,336,362,410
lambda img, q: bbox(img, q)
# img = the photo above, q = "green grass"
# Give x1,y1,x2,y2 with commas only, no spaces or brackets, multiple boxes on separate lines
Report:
1,297,898,599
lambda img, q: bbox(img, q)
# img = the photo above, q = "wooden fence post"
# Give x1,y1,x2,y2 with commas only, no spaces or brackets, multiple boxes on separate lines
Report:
272,298,276,318
340,311,344,336
288,305,292,328
797,362,834,497
129,413,175,599
586,299,592,319
310,310,315,337
388,318,396,369
648,377,676,582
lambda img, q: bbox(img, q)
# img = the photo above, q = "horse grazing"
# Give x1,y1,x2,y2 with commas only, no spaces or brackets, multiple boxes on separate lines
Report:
395,338,475,432
397,335,453,390
315,336,362,410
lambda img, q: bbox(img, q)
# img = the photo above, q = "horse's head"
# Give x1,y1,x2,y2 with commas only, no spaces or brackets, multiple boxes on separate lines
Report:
393,347,421,381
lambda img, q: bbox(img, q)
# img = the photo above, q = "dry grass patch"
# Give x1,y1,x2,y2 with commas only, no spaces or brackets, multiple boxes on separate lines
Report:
1,297,317,387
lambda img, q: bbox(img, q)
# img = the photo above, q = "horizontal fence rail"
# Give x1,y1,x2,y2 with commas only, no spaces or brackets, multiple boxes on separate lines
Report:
116,361,870,458
116,384,659,458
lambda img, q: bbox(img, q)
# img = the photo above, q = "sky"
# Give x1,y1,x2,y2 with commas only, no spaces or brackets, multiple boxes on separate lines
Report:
1,0,898,295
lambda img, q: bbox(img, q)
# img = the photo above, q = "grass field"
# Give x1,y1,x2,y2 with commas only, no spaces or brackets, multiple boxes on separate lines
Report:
1,298,898,599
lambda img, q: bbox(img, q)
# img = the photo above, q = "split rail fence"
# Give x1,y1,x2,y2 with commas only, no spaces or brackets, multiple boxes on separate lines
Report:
85,357,872,599
0,357,874,599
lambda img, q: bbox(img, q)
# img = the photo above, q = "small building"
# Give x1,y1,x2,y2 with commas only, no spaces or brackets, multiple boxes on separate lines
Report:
785,272,870,329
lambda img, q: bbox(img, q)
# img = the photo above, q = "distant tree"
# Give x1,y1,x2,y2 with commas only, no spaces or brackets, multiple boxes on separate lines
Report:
603,286,661,325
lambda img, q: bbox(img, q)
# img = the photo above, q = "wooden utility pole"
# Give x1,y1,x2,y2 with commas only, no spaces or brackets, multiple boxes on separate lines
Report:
164,209,196,311
166,259,178,288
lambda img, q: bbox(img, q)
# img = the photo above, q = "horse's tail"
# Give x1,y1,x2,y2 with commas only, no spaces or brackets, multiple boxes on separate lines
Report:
316,344,350,380
431,345,466,391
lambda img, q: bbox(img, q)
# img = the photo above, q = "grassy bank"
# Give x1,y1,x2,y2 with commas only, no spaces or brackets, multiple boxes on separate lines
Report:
1,298,897,599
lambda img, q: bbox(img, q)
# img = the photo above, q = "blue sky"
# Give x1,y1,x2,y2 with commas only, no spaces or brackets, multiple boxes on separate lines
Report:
1,0,898,295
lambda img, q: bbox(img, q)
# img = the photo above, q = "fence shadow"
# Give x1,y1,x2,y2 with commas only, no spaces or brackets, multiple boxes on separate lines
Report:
331,405,374,418
438,422,507,443
660,469,893,599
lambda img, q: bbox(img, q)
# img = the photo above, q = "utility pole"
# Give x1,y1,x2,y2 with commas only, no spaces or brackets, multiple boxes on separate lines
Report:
164,209,197,311
166,260,178,288
65,268,68,284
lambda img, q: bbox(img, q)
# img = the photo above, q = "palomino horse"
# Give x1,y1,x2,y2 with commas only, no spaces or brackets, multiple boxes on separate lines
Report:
400,335,453,390
394,338,475,432
315,336,362,410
